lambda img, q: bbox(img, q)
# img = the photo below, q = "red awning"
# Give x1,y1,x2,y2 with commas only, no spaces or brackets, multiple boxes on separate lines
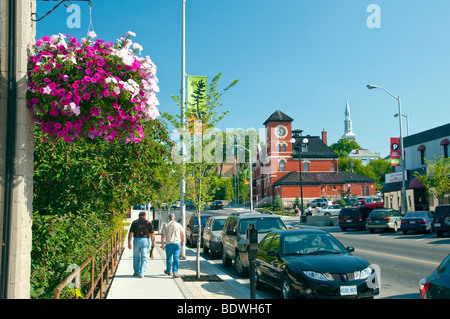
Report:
409,177,425,189
417,145,426,151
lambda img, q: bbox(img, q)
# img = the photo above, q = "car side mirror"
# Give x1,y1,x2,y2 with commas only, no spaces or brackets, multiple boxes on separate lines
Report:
346,246,355,253
226,229,237,236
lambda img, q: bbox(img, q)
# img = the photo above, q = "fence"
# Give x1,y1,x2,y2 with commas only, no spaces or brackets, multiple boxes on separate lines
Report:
53,229,124,299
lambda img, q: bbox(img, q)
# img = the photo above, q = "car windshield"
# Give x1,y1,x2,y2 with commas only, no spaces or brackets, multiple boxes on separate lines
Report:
238,217,286,234
283,233,348,256
212,219,226,231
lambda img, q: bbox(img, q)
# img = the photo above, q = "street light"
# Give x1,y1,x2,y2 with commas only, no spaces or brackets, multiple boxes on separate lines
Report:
367,84,408,214
290,137,308,220
235,145,254,211
394,113,409,136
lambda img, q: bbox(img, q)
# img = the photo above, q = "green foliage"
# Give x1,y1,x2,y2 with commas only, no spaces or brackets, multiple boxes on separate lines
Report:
415,155,450,205
330,138,361,158
31,118,172,298
273,195,284,211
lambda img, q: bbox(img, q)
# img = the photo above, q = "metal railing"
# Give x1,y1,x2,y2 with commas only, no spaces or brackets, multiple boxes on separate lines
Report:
53,229,124,299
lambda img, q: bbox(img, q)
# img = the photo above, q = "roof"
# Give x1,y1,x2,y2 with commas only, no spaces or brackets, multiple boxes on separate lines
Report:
403,122,450,147
348,149,380,158
273,171,375,186
263,110,294,125
291,136,338,159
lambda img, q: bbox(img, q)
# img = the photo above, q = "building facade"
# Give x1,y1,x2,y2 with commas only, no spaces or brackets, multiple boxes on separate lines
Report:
382,122,450,212
253,110,376,206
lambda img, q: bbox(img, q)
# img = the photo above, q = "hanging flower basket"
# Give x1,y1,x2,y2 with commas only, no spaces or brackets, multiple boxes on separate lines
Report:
27,31,160,144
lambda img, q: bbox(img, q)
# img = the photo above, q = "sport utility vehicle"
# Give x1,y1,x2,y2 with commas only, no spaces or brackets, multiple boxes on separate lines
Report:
339,206,373,231
434,205,450,237
221,212,287,276
306,198,332,208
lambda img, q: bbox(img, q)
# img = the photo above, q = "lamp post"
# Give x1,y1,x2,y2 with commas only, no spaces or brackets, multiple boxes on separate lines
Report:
367,84,408,214
179,0,187,259
290,137,308,221
394,113,409,136
235,145,254,211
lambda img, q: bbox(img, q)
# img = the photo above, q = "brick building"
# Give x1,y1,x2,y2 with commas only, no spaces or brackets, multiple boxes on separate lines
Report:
253,110,376,206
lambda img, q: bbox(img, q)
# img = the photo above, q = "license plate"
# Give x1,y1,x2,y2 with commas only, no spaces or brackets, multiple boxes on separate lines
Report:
410,221,415,224
347,219,352,223
375,220,380,223
340,286,357,296
435,223,441,227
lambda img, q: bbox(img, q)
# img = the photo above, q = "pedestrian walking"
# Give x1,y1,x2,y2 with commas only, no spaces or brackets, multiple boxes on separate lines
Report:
161,213,185,278
294,205,300,216
128,211,155,278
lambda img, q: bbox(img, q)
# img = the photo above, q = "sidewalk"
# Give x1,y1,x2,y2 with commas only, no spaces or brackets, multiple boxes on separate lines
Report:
106,221,253,299
106,216,339,300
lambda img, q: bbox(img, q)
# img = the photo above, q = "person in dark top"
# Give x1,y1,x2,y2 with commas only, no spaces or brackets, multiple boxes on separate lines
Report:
128,212,155,278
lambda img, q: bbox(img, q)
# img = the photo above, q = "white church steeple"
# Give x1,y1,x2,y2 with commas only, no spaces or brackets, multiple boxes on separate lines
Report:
342,99,356,141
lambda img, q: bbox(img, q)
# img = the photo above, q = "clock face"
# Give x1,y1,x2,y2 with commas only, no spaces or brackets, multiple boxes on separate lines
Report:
276,126,287,138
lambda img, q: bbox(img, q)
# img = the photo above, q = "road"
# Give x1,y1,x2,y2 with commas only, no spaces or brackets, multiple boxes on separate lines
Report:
167,207,450,299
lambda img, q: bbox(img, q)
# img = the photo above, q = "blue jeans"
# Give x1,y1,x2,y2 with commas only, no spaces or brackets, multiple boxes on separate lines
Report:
165,243,181,274
133,238,150,276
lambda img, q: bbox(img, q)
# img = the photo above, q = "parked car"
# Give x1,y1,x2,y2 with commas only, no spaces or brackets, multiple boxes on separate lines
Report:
316,204,343,217
202,216,227,258
307,198,332,208
420,254,450,299
171,201,180,209
434,205,450,237
210,200,224,210
401,211,434,234
354,198,384,209
185,214,213,247
254,229,379,299
186,201,197,210
221,211,287,276
339,206,373,231
366,209,403,233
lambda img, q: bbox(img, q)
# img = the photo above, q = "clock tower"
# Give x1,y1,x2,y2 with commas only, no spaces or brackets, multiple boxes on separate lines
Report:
263,110,294,156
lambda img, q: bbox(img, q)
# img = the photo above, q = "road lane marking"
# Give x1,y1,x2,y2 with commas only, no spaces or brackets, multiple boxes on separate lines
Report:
357,249,440,266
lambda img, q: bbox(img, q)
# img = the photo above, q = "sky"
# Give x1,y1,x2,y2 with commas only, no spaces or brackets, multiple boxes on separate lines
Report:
34,0,450,157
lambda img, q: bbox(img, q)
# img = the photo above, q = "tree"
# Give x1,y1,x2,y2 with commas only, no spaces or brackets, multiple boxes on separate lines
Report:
164,73,238,278
415,156,450,205
330,138,361,158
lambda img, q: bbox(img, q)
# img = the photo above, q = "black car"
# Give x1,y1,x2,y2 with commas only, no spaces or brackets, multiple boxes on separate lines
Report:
210,200,224,210
434,205,450,237
221,211,287,276
420,254,450,299
339,206,373,231
255,229,379,299
185,214,213,247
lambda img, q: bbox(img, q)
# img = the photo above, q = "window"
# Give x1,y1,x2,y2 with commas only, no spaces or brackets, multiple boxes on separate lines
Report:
420,150,425,165
303,162,309,171
282,144,286,152
280,160,285,172
417,145,426,165
278,144,281,152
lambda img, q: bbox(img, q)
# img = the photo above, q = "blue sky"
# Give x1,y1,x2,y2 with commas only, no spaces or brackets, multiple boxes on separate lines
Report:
35,0,450,157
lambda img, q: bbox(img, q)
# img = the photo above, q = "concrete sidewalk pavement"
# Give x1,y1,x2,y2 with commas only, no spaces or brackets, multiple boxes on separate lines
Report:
106,223,252,299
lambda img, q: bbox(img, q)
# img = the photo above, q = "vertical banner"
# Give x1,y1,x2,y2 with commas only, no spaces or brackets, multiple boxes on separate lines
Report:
390,137,401,166
187,75,208,120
